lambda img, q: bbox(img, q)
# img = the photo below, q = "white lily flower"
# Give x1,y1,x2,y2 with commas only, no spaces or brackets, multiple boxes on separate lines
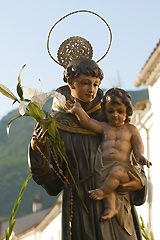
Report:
19,101,29,116
22,86,41,99
51,91,66,111
54,91,66,108
31,92,51,109
22,86,52,109
21,86,66,112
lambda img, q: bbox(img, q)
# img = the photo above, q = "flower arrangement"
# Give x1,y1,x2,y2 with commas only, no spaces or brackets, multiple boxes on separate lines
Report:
0,65,66,133
0,65,88,239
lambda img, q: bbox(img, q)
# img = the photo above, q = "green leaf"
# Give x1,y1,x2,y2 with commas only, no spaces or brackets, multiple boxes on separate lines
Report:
0,84,18,101
38,118,52,131
48,119,57,138
5,174,31,240
27,102,44,121
5,229,9,240
17,82,24,100
16,64,26,100
139,215,155,240
8,222,15,236
6,113,30,135
17,64,26,84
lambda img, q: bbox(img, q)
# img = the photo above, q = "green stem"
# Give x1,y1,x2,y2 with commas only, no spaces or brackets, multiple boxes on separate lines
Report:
5,174,32,240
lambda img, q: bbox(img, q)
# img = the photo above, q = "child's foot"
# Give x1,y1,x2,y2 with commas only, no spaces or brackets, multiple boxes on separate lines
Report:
88,188,106,200
101,208,118,221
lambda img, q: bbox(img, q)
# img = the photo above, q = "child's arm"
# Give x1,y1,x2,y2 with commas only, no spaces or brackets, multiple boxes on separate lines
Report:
71,101,103,134
131,125,144,161
131,125,151,167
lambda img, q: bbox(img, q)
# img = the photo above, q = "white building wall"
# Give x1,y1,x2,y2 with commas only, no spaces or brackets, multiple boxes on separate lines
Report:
147,78,160,240
18,231,38,240
136,128,149,226
15,202,62,240
131,109,152,230
135,77,160,240
40,213,61,240
17,213,62,240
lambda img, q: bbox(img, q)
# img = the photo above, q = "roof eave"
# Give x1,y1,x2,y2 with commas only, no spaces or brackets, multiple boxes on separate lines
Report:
135,40,160,87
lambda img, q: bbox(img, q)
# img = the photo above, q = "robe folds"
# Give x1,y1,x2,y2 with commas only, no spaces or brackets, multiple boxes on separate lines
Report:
28,88,146,240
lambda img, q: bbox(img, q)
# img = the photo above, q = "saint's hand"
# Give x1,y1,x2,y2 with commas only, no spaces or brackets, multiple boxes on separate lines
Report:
31,124,47,151
117,171,143,194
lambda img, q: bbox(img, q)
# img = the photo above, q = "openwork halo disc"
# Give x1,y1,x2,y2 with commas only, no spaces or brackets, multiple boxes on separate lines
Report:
47,10,112,68
57,36,93,68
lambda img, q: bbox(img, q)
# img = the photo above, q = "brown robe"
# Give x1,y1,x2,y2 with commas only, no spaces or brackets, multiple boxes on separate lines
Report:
28,88,146,240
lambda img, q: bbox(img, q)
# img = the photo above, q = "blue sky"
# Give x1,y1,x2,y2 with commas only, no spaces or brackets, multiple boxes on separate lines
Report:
0,0,159,119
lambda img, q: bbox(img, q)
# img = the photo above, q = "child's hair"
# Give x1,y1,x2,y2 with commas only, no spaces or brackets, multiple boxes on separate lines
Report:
101,87,133,123
63,58,104,82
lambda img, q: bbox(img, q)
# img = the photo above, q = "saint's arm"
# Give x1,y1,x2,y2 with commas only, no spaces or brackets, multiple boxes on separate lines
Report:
28,125,64,196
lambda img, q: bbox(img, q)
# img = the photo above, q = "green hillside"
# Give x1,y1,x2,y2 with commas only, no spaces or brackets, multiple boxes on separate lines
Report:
0,103,56,220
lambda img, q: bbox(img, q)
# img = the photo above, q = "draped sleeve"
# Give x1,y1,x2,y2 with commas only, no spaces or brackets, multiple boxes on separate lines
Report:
28,137,64,196
130,170,147,206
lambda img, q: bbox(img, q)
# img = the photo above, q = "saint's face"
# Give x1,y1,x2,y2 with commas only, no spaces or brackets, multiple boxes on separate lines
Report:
71,74,101,103
104,101,127,127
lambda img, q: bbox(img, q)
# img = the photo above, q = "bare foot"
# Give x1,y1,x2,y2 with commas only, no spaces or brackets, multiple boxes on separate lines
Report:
101,208,118,221
88,188,106,200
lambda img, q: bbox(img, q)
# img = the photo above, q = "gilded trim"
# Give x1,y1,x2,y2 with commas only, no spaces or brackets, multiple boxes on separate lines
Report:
55,102,101,135
87,103,101,114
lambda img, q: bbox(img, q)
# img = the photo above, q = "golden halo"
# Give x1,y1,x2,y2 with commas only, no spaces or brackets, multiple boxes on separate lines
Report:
57,36,93,68
47,10,112,68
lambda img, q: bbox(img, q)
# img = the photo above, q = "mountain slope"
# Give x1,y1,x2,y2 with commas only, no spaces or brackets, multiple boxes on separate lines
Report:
0,105,56,220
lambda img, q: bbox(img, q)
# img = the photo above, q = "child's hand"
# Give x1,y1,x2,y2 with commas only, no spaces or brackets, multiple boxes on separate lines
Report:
71,101,82,114
65,100,82,114
65,100,75,112
139,156,152,168
117,171,143,194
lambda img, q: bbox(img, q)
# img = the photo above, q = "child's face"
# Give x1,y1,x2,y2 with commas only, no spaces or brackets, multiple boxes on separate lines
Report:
104,101,127,127
69,74,101,103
